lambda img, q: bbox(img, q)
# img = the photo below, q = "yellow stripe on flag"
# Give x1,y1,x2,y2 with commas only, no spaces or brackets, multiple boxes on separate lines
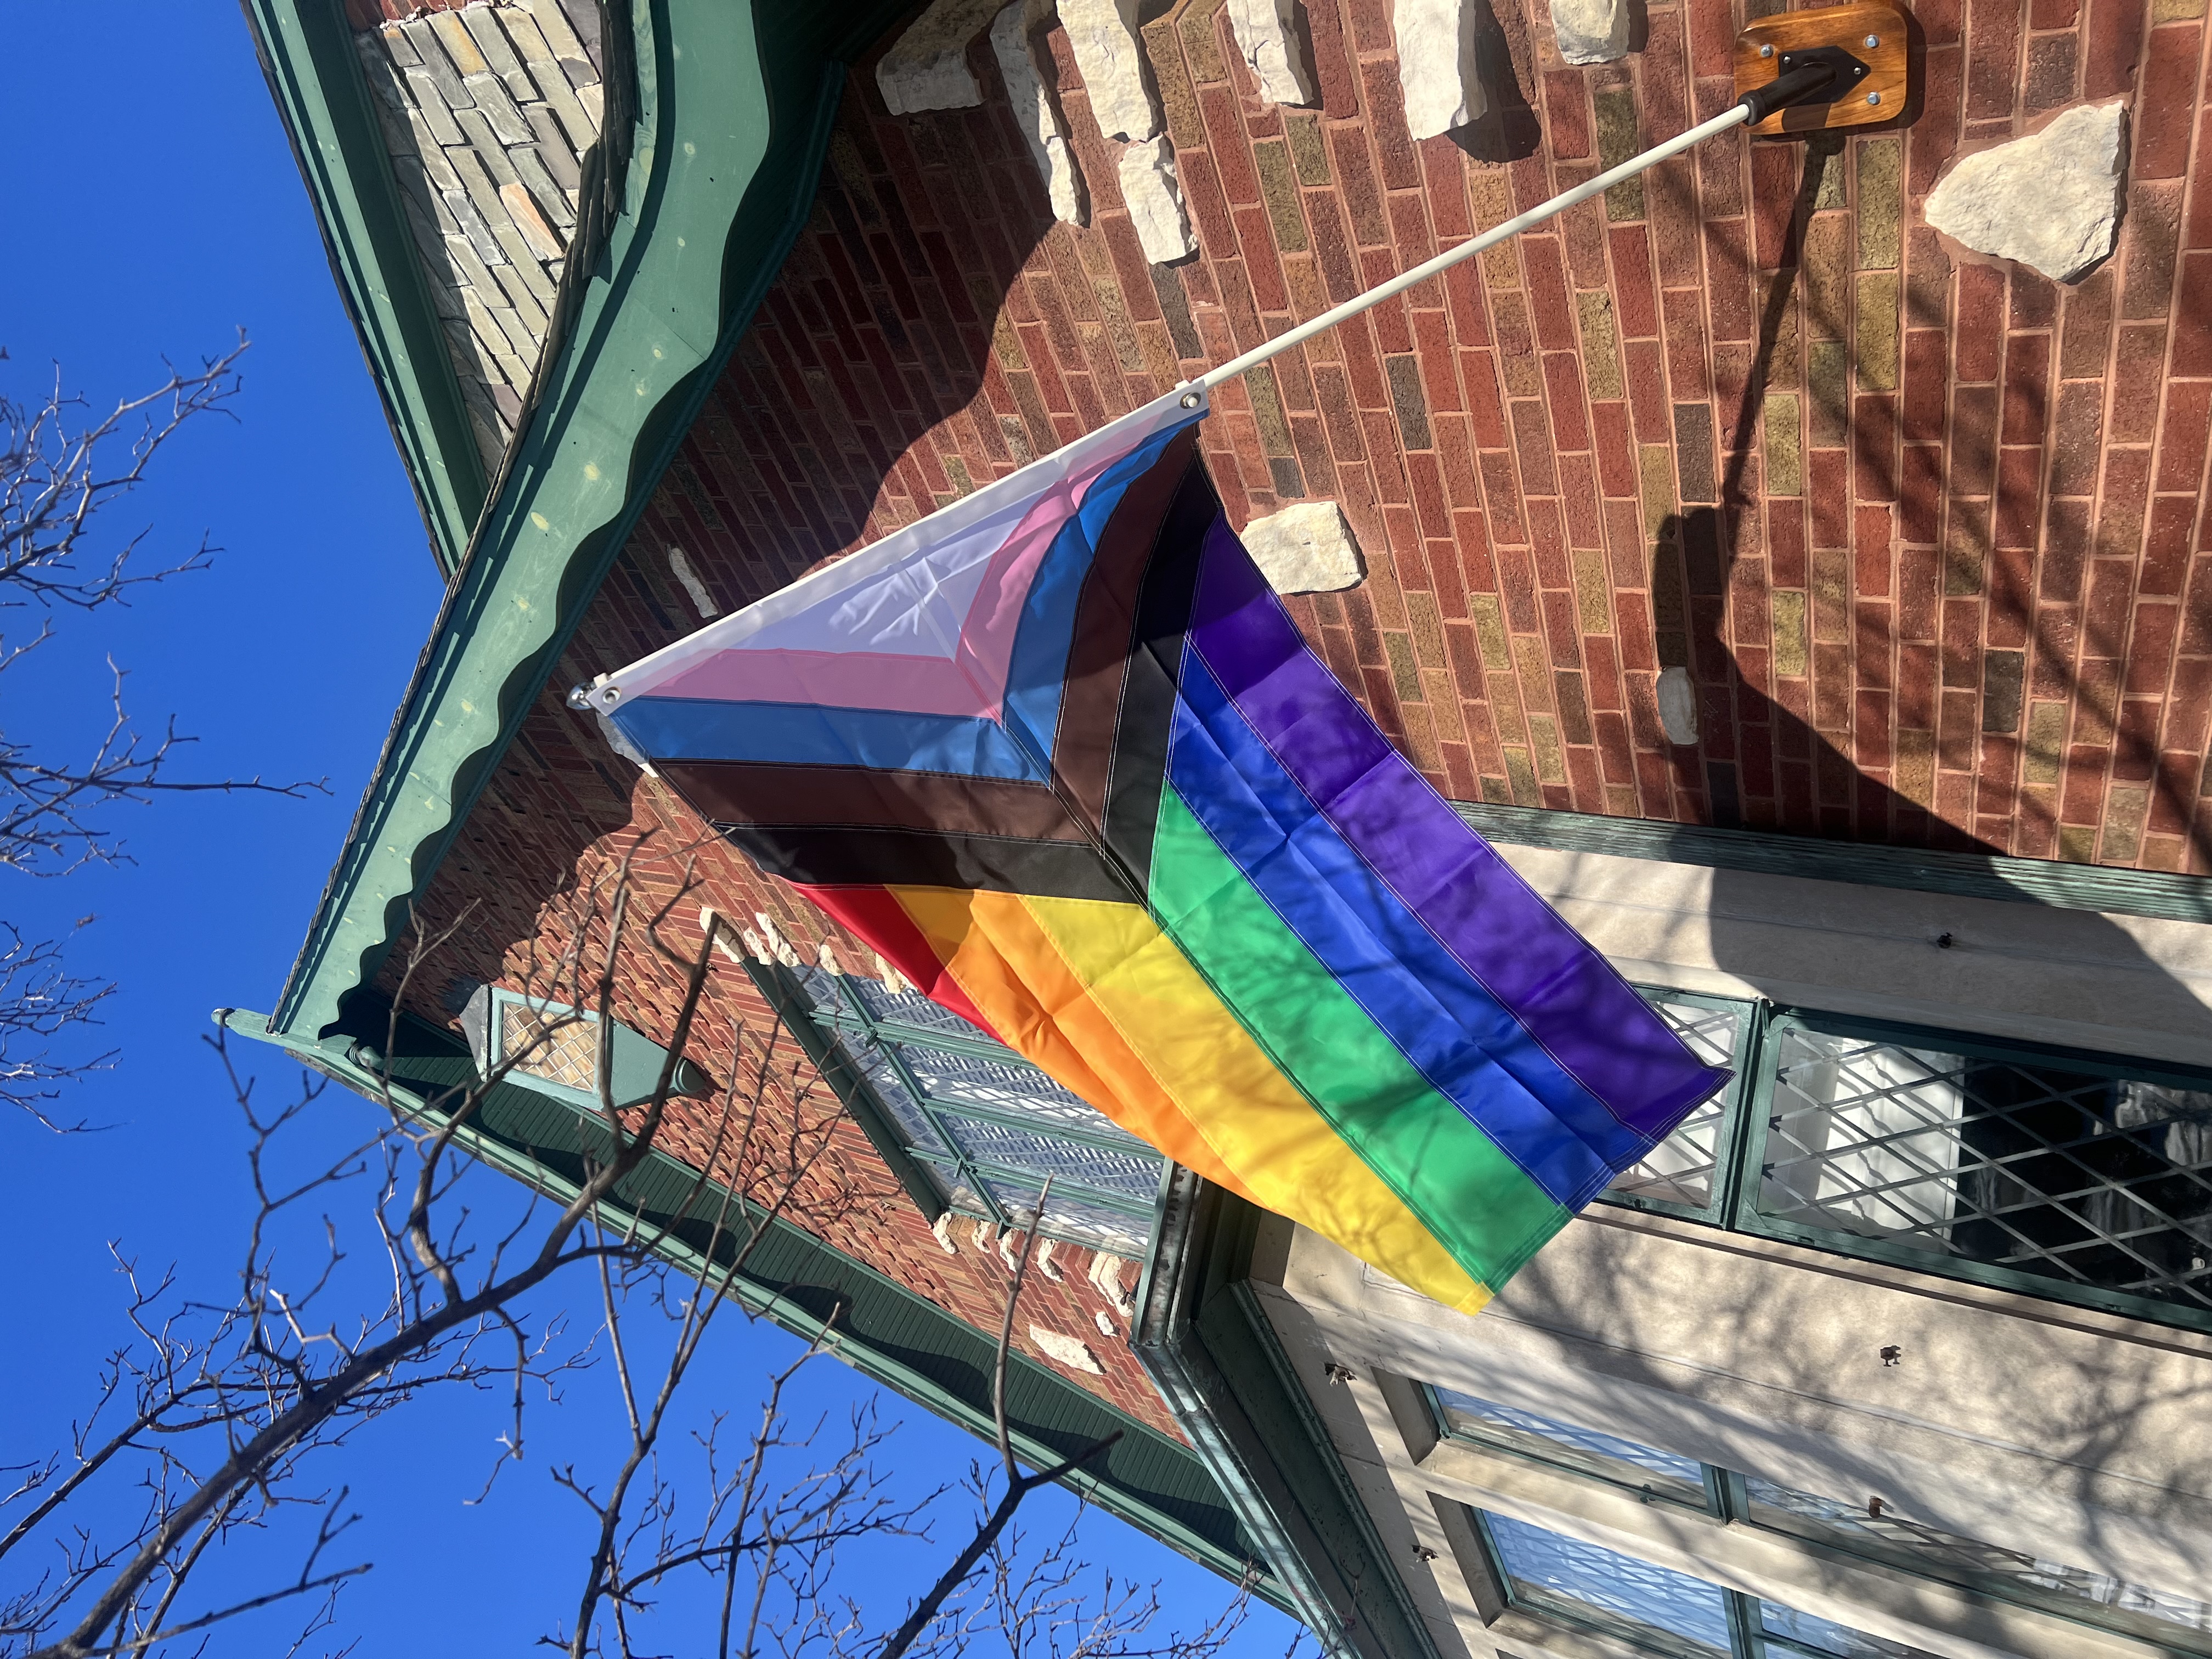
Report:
889,884,1492,1314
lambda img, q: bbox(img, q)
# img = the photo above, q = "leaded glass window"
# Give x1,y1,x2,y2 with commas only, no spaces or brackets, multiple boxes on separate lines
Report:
781,963,1161,1254
1608,991,1751,1217
1432,1369,2212,1653
1744,1476,2212,1652
500,999,601,1093
1429,1385,1707,1508
1597,991,2212,1335
1749,1018,2212,1322
1479,1511,1939,1659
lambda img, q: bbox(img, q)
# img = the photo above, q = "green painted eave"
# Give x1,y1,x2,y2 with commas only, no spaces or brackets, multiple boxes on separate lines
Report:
242,0,489,570
219,1006,1281,1598
263,0,904,1042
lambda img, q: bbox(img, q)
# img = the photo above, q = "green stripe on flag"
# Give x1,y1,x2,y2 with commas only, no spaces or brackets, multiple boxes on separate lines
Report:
1147,787,1568,1290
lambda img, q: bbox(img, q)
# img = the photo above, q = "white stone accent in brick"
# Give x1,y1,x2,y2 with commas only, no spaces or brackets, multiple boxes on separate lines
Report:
1118,136,1198,264
876,0,1005,114
991,0,1087,224
753,913,803,969
1059,0,1158,140
1550,0,1627,63
668,546,720,618
699,906,747,963
1392,0,1487,140
1225,0,1316,105
930,1212,961,1255
1657,665,1699,746
1087,1251,1135,1317
1240,500,1365,593
1924,102,2127,284
1029,1324,1107,1373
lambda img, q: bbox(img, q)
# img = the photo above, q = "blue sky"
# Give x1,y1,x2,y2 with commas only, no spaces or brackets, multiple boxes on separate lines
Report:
0,7,1295,1651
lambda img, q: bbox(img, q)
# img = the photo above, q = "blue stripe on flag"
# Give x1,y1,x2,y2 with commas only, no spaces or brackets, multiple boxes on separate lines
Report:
1169,647,1645,1206
1001,413,1203,765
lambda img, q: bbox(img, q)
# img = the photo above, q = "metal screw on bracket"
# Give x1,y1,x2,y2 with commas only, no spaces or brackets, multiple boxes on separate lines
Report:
1865,32,1881,46
1867,91,1881,104
1759,42,1773,56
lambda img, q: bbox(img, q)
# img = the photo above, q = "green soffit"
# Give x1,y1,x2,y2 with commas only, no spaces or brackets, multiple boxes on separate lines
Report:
247,0,905,1041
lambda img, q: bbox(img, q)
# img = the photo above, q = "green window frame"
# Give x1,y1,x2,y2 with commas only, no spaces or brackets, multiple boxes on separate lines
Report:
1610,988,2212,1338
762,961,1165,1257
1471,1505,1939,1659
464,984,709,1112
1432,1383,2212,1655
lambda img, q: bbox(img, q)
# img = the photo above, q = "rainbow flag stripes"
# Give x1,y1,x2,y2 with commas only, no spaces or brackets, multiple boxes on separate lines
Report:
592,387,1726,1313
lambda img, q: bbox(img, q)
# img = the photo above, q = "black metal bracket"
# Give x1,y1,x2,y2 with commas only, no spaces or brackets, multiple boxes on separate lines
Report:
1736,42,1872,122
1775,43,1873,104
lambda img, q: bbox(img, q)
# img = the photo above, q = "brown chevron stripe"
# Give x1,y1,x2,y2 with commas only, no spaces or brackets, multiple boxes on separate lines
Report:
1101,456,1222,881
720,822,1129,901
660,431,1212,907
1051,428,1200,847
660,760,1091,843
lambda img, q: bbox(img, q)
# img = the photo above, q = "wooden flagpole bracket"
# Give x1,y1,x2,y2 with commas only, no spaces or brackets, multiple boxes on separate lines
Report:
1734,0,1912,136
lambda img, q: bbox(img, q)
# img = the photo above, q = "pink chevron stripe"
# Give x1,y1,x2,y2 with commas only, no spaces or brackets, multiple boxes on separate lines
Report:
648,439,1126,719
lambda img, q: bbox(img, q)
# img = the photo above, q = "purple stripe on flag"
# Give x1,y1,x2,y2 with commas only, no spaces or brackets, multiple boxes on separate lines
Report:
1183,516,1723,1141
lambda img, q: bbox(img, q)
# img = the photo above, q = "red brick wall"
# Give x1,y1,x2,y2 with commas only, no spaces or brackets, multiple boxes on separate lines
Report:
383,721,1181,1436
693,0,2212,867
390,0,2212,1432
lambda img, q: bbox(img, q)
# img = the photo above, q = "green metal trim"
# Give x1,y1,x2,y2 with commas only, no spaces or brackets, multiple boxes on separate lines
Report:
266,0,909,1043
239,0,488,568
474,986,711,1109
1730,1004,2212,1338
747,961,950,1227
1453,802,2212,925
803,970,1164,1239
1132,1167,1444,1659
218,1005,1278,1594
1594,988,1767,1231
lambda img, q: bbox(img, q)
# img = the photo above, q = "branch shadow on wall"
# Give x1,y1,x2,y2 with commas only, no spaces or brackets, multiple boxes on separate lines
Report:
1516,141,2212,1586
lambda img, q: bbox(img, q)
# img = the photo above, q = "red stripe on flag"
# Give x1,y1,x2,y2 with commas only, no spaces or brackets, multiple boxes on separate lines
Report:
797,884,1003,1041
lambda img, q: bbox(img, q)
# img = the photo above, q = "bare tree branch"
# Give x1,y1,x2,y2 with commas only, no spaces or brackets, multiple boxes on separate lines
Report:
1,339,329,1130
874,1181,1122,1659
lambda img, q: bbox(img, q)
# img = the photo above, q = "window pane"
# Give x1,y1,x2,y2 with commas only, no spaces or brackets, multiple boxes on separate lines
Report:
1757,1599,1936,1659
848,976,994,1040
500,1003,601,1093
1748,1477,2212,1649
1434,1386,1707,1506
980,1177,1151,1255
1482,1512,1731,1658
893,1043,1141,1141
789,963,853,1018
939,1114,1162,1203
1757,1026,2212,1317
823,1037,945,1154
1610,997,1742,1210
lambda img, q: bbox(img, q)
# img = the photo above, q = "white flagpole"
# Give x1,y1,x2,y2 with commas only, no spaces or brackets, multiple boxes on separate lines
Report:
1193,101,1753,395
